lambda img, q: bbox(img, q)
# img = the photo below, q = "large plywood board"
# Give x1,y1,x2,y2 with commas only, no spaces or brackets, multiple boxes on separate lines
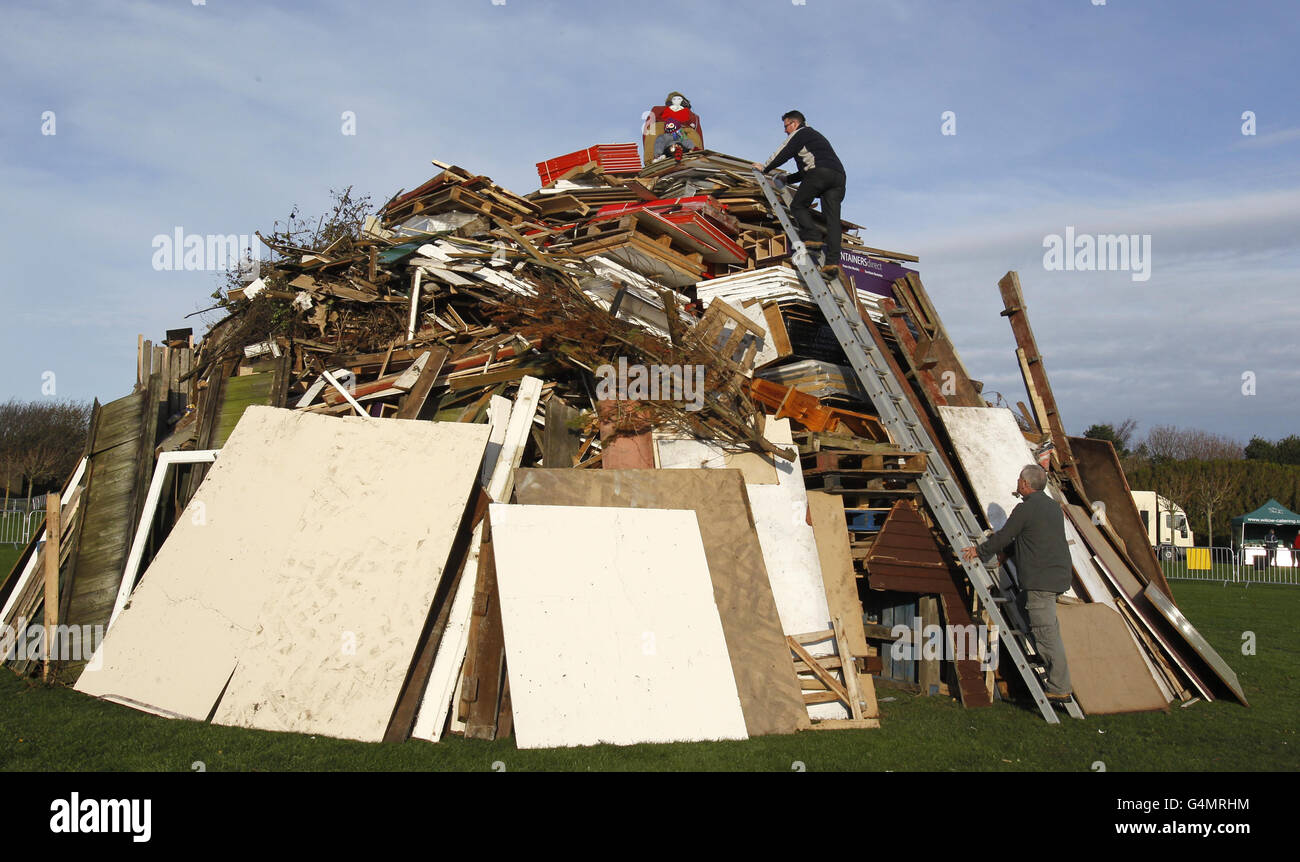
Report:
512,468,805,736
806,491,869,657
79,407,489,741
489,504,748,749
1057,603,1168,714
655,419,845,720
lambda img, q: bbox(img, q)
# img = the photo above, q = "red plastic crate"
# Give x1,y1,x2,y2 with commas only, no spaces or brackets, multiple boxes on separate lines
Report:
536,143,643,186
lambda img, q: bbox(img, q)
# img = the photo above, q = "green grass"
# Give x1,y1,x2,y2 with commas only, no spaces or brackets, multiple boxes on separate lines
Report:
0,545,21,580
1,581,1296,772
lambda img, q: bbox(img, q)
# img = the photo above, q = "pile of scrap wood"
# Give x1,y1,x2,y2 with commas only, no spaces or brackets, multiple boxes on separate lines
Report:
0,140,1246,750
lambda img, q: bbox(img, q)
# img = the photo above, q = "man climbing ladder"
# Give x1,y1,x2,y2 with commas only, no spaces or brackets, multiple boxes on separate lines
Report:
753,110,847,277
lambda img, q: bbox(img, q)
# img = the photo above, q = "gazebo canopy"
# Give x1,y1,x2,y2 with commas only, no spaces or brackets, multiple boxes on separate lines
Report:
1230,499,1300,528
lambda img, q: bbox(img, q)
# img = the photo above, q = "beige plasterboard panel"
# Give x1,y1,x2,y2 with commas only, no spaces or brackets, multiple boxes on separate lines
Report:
656,418,846,720
513,467,805,736
79,407,489,743
807,491,869,657
489,504,748,749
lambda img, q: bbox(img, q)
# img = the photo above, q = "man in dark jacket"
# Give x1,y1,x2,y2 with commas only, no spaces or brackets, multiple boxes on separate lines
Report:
752,110,846,276
961,464,1074,701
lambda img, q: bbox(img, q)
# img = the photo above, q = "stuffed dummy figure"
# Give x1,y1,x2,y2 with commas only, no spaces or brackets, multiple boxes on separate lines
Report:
653,120,697,161
642,91,703,163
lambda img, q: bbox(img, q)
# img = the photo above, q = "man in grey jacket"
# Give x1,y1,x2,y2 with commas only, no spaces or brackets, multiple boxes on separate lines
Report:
961,464,1074,701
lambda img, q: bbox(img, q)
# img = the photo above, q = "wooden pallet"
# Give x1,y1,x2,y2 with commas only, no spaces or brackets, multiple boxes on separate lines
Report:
804,473,919,494
800,450,927,475
830,488,922,510
691,300,763,374
788,618,880,730
794,431,905,456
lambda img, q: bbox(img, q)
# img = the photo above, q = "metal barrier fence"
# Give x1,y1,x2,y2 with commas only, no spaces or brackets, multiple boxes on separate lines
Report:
1162,545,1300,586
1239,544,1300,586
0,510,42,546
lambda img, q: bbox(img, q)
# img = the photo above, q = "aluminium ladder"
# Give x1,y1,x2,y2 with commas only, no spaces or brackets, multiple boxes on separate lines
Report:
752,170,1082,723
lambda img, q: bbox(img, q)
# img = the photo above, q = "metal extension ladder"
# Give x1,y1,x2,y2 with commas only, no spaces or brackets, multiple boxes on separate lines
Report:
753,170,1082,723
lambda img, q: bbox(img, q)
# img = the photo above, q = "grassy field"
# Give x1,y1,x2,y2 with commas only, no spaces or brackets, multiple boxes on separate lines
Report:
0,545,21,581
0,580,1295,772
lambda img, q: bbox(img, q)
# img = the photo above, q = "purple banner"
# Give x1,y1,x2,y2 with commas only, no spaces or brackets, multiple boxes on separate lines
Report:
837,249,917,299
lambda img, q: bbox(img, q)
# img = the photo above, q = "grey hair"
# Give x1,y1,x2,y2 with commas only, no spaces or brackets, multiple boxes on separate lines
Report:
1019,464,1048,492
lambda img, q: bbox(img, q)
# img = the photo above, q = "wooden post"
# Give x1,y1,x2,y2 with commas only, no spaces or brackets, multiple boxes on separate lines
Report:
918,596,941,695
42,492,61,682
997,271,1088,502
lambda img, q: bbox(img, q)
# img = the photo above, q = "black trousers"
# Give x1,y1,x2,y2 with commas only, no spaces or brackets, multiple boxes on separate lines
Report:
790,168,846,265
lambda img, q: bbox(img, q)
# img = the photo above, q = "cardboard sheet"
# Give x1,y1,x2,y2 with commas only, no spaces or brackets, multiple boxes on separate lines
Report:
78,407,490,742
489,504,748,749
512,468,805,736
1057,603,1168,714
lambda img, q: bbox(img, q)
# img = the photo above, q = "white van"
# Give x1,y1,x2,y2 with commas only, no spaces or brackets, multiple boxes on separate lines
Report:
1130,491,1194,558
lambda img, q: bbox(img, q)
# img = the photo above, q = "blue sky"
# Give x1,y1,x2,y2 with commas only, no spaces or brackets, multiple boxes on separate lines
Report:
2,0,1297,442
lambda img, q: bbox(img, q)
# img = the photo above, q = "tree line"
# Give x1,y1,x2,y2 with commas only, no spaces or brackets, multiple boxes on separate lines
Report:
0,400,91,509
1083,422,1300,547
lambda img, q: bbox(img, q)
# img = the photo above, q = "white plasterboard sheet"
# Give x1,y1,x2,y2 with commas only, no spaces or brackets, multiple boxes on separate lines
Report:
935,406,1170,689
937,407,1038,533
655,418,846,720
79,407,489,742
210,412,489,742
489,504,748,749
941,405,1092,598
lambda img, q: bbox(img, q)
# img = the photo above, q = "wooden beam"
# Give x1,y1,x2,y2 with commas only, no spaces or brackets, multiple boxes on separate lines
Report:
997,271,1088,502
461,529,506,741
42,492,61,682
1016,348,1051,438
918,596,941,695
395,348,449,420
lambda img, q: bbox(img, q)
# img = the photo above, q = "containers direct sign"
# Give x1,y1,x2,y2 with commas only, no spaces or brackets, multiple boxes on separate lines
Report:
837,249,918,299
